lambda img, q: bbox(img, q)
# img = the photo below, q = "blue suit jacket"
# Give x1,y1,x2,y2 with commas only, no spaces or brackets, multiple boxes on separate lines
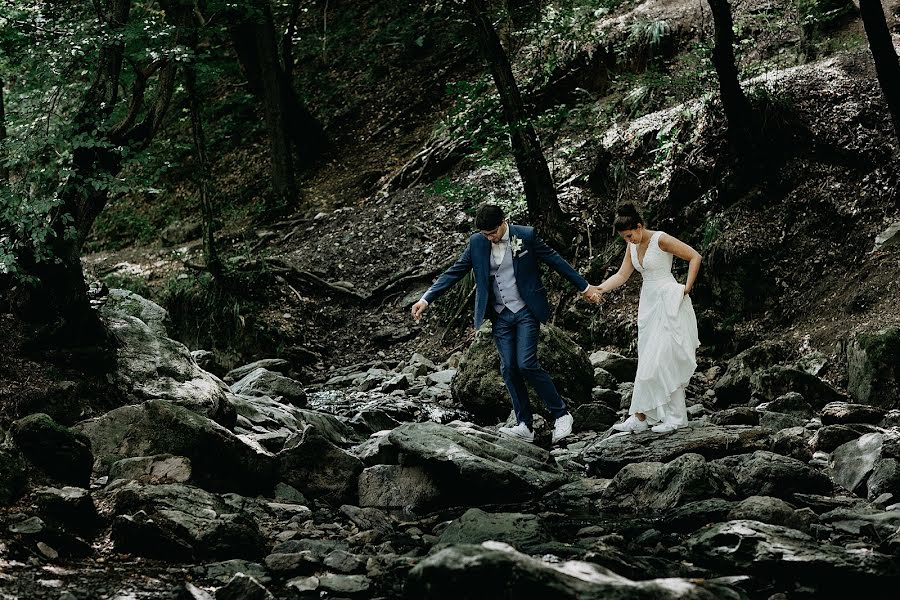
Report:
423,224,588,329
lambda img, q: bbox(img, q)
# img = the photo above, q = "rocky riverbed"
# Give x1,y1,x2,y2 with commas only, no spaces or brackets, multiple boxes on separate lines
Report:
2,289,900,599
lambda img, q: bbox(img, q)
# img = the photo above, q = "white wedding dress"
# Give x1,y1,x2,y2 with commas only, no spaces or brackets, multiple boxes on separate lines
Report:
628,231,700,426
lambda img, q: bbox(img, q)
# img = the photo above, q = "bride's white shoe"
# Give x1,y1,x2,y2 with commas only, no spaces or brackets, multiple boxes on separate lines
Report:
651,421,684,433
611,415,648,433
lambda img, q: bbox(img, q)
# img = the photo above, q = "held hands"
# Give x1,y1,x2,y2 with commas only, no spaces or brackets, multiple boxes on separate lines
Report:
411,299,429,321
582,284,604,304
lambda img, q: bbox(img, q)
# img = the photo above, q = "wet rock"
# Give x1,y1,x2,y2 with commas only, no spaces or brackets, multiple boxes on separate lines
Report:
600,454,736,511
808,423,879,452
758,411,806,432
847,328,900,409
820,401,886,425
763,392,814,417
278,425,363,504
407,541,741,599
437,508,550,552
74,400,276,496
830,432,883,494
715,451,831,498
109,454,192,485
577,424,770,477
215,573,274,600
323,549,365,573
427,369,457,385
451,324,593,423
107,482,267,560
750,367,843,408
537,478,610,514
726,496,816,533
0,448,27,504
230,393,356,449
664,498,736,533
769,426,813,462
385,421,567,506
688,520,898,582
224,359,291,384
230,368,307,407
714,342,789,405
710,407,759,426
352,432,400,467
32,486,98,533
867,458,900,501
349,409,400,434
11,413,93,487
358,464,440,511
100,290,234,425
573,403,618,432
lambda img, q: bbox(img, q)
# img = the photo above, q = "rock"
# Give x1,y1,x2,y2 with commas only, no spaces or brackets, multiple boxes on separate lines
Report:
0,448,27,504
593,356,638,384
437,508,550,552
386,421,567,506
109,454,192,485
274,482,308,505
601,454,736,511
710,407,759,426
750,367,843,408
726,496,816,533
593,367,617,389
451,324,593,423
688,520,898,582
847,328,900,409
224,359,291,384
352,432,400,467
358,464,440,511
160,219,202,245
664,498,737,533
265,551,321,574
714,342,789,405
381,373,412,393
349,409,400,434
573,403,618,432
317,573,371,595
230,393,356,450
830,432,883,494
5,515,92,558
808,423,879,452
407,541,741,599
100,292,235,425
714,451,831,498
577,424,770,477
74,400,276,495
107,482,267,560
427,369,457,385
191,350,226,378
323,549,365,573
820,402,886,425
763,392,814,417
285,576,319,593
11,413,93,487
230,368,307,407
215,573,274,600
32,486,98,532
873,221,900,251
197,560,270,585
770,426,813,462
758,411,806,432
867,458,900,502
590,387,622,408
278,425,363,504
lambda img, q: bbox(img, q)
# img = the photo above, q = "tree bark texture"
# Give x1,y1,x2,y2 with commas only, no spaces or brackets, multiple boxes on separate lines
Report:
465,0,571,247
706,0,752,152
859,0,900,141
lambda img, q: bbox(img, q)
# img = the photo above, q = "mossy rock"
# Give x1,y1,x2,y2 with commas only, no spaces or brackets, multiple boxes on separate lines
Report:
450,323,593,424
11,413,93,488
848,328,900,409
0,448,27,504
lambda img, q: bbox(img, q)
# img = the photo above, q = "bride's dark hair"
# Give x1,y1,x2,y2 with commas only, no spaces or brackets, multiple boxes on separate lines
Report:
614,202,644,231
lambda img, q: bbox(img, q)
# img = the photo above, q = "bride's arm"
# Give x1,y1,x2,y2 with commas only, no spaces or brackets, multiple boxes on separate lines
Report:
659,233,702,294
598,247,635,293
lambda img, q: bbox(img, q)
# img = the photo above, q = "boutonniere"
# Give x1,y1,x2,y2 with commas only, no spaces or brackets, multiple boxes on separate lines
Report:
510,236,524,257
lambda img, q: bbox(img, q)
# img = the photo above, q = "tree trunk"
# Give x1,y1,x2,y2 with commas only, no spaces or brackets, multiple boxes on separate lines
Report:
464,0,571,247
706,0,752,153
0,77,8,184
859,0,900,142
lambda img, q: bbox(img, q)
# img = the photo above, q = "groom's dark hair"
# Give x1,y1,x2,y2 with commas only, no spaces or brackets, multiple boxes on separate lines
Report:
475,204,504,230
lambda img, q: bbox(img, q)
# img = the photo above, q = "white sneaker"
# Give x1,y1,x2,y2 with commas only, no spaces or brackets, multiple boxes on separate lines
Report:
552,413,574,444
498,422,534,443
612,415,649,433
651,422,683,433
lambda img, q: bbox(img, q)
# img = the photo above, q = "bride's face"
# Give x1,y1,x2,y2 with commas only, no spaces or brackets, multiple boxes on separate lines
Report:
618,226,643,245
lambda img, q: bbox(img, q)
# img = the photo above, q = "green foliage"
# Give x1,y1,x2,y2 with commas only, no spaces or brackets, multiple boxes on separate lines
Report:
439,77,509,160
701,215,723,252
102,273,153,299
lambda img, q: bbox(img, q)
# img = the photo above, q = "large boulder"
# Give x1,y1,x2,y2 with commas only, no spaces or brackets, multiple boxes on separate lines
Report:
277,426,364,504
74,400,276,495
357,464,440,511
829,432,883,494
713,451,832,498
230,393,356,452
407,541,742,600
384,422,567,506
11,413,93,487
713,342,789,405
100,289,235,426
106,482,267,561
230,368,307,407
749,366,844,408
451,324,593,423
436,508,550,552
847,328,900,409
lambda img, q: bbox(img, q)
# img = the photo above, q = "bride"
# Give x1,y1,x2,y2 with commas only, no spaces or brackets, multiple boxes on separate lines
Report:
598,203,702,433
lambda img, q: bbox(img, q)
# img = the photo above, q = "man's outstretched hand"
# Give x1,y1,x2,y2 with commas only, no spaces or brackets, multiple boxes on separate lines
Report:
411,299,429,321
582,284,603,304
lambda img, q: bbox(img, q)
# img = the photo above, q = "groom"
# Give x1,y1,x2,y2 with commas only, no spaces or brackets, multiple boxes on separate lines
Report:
411,204,601,444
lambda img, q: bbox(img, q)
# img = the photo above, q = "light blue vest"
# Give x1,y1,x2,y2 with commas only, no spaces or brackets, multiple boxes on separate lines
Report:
490,242,526,314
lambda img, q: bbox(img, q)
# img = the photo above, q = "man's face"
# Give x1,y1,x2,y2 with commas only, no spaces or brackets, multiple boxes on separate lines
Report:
479,221,506,244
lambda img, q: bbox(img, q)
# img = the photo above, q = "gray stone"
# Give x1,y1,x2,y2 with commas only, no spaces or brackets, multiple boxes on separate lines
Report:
318,573,371,595
821,401,886,425
451,324,593,423
215,573,274,600
323,549,364,573
197,559,270,585
873,221,900,251
230,394,356,448
32,486,97,532
714,343,789,405
264,551,320,574
358,464,441,511
808,423,879,452
278,425,363,504
427,369,457,385
830,432,883,494
351,432,399,467
715,451,831,498
437,508,549,552
109,454,192,485
231,368,307,407
74,400,276,496
224,359,290,384
868,458,900,501
11,413,93,487
573,403,618,432
847,328,900,409
594,367,618,389
750,367,844,408
593,356,638,384
710,407,759,426
664,498,737,533
758,411,806,432
349,409,400,434
770,426,813,462
107,482,267,560
274,482,308,505
727,496,816,532
764,392,814,417
407,541,741,599
0,448,27,505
